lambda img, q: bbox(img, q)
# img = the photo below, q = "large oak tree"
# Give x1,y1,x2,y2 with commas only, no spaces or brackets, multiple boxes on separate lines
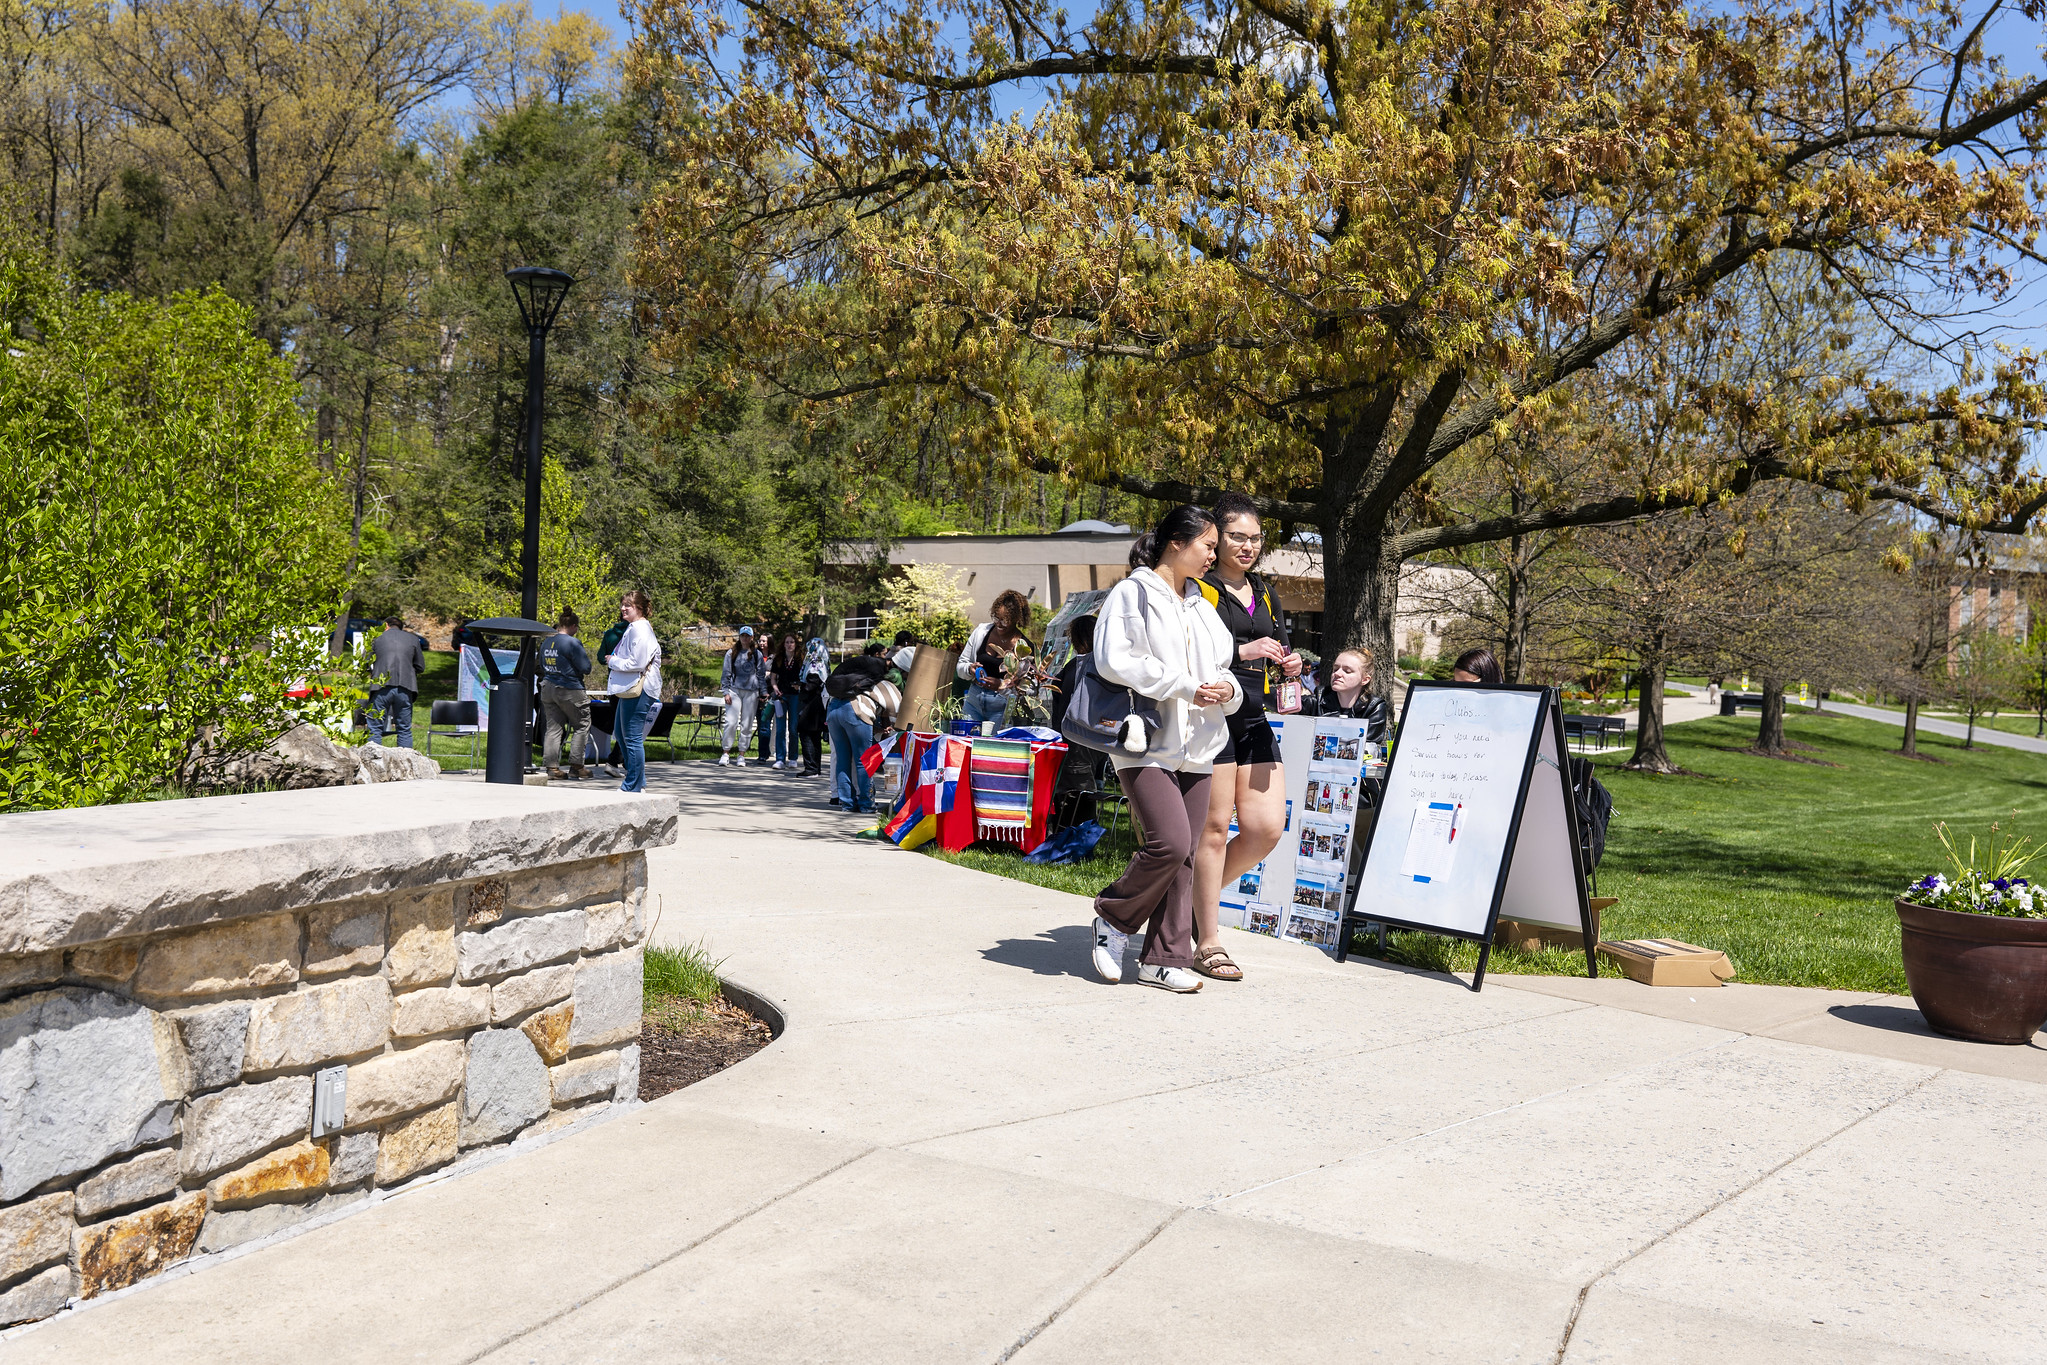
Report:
635,0,2047,680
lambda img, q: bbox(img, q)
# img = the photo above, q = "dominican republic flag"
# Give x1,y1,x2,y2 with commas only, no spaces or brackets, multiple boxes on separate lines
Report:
883,736,964,849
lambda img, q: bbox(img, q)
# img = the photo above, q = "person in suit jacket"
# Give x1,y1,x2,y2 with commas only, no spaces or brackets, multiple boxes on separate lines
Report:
367,616,427,750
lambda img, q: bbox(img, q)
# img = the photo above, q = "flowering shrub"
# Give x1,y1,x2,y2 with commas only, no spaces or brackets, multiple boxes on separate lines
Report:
1903,822,2045,918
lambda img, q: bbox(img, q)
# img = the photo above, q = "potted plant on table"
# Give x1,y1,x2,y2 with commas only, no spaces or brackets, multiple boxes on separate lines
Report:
1897,822,2047,1044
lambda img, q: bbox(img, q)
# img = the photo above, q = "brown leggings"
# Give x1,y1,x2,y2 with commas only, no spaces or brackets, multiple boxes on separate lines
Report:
1095,765,1212,968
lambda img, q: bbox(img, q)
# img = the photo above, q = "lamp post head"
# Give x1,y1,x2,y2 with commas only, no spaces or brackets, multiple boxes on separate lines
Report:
506,265,575,335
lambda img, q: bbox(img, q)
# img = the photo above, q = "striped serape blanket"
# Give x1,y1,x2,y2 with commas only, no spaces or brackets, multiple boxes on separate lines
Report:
969,738,1035,842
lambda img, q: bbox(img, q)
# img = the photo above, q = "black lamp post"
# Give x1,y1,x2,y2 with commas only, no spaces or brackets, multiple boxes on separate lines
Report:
505,265,575,623
482,266,572,785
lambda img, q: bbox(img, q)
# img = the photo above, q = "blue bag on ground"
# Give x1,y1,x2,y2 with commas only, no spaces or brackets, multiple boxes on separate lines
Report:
1025,820,1107,864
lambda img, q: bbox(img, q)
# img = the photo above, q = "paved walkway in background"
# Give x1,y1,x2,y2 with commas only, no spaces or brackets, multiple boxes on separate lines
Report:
11,768,2045,1364
1822,701,2047,756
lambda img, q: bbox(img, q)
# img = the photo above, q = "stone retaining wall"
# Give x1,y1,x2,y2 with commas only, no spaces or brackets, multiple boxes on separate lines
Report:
0,784,675,1327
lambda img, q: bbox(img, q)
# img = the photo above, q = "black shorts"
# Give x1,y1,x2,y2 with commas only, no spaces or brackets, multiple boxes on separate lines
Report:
1223,706,1279,767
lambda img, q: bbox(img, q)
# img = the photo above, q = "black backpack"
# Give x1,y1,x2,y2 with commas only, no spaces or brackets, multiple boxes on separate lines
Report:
1566,756,1614,872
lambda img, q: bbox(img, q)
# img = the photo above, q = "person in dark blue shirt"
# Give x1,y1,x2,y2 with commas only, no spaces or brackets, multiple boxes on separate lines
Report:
539,610,594,780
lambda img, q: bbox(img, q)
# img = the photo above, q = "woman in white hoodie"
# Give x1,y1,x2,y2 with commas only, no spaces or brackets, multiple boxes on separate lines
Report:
604,588,663,794
1088,505,1242,992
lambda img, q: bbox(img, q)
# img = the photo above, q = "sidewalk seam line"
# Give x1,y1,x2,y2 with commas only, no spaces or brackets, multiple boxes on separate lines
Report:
1546,1067,1947,1365
996,1208,1187,1364
453,1145,879,1365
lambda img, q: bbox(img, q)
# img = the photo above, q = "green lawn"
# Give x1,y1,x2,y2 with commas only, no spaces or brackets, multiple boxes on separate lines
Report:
925,710,2047,992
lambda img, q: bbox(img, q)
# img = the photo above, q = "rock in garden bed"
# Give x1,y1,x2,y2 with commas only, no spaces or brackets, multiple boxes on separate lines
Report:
637,996,773,1101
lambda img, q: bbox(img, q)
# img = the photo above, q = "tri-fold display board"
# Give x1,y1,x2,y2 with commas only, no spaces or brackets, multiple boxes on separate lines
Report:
1339,681,1596,990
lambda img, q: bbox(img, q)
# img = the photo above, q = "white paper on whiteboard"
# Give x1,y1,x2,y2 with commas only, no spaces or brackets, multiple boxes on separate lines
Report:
1397,800,1461,883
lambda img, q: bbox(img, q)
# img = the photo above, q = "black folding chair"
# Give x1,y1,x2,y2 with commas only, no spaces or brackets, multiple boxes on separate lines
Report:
643,699,684,762
586,696,618,767
425,700,480,762
1049,747,1107,831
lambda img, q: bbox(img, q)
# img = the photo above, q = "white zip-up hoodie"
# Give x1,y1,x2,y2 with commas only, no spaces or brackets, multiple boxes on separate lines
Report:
1094,567,1243,772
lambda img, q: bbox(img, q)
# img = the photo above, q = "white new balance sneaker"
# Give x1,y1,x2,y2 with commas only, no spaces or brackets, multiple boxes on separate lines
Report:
1135,964,1203,993
717,753,731,767
1091,917,1129,983
734,756,747,768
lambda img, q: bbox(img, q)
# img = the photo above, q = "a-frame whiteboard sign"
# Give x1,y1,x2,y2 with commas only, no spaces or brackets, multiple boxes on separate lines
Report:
1347,681,1596,990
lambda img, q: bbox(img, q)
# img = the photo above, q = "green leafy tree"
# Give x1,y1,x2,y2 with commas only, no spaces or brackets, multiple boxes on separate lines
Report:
451,455,619,628
0,220,346,809
639,0,2047,692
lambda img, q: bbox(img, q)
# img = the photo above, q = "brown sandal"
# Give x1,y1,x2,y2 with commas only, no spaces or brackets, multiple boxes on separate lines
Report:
1194,945,1243,981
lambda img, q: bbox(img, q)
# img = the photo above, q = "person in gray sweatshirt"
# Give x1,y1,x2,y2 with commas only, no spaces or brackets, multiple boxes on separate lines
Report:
538,610,594,780
719,625,767,766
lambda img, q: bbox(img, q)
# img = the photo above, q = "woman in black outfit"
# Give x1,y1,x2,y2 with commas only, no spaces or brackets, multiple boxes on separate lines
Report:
1189,492,1303,982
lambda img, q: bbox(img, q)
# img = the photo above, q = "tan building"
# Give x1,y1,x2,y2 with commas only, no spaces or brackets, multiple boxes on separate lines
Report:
827,523,1480,658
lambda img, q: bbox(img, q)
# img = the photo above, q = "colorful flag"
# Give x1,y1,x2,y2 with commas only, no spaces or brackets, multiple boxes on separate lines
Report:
883,737,942,848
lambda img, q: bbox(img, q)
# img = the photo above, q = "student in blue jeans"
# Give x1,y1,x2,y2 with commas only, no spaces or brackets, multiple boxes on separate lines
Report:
603,589,662,793
826,697,874,812
822,641,892,811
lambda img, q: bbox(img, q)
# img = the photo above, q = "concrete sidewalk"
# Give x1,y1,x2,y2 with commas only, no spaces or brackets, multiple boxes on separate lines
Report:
10,766,2045,1364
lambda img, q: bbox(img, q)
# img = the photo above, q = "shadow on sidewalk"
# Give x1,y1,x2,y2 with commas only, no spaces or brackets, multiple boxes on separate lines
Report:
980,924,1096,979
1829,1000,2047,1052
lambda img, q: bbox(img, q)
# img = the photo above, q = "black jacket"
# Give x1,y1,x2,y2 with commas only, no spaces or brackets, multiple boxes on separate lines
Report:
796,675,828,734
1306,686,1390,741
824,655,889,700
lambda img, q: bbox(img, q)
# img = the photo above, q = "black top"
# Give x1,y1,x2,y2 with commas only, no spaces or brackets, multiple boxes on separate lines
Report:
1049,654,1086,730
1306,685,1390,741
974,629,1030,688
1200,570,1286,710
768,649,804,697
824,655,890,700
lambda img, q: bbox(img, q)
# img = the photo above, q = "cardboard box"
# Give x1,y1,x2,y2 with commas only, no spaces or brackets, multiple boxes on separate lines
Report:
1495,898,1614,952
1596,938,1736,987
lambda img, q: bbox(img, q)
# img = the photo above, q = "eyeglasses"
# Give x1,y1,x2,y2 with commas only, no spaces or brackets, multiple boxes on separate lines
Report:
1223,532,1264,548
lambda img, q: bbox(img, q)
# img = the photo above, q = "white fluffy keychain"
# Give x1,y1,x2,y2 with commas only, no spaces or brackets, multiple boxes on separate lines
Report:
1120,713,1149,753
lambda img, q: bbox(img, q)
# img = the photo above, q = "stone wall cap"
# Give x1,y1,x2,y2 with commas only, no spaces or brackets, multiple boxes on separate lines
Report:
0,784,679,955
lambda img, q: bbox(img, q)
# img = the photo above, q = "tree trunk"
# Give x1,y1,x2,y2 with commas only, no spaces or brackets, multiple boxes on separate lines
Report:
1965,704,1977,750
1756,677,1787,753
1902,696,1920,757
1811,679,1828,716
1322,519,1402,705
1504,532,1530,683
316,397,336,476
1624,656,1677,773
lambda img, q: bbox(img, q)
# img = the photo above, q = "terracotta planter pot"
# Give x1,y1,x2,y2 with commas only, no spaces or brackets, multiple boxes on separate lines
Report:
1895,899,2047,1044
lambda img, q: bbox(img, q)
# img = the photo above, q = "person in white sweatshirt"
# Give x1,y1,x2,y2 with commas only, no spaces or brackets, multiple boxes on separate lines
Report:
1088,505,1243,992
604,588,663,794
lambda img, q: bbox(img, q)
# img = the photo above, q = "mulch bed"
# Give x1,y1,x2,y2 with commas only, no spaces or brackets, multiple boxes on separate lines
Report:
638,996,775,1101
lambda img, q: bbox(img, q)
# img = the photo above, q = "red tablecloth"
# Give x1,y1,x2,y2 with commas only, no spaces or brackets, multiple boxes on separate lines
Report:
895,732,1066,854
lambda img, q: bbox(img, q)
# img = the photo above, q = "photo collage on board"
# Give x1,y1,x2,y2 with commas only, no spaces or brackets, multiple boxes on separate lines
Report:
1227,718,1299,938
1283,718,1375,948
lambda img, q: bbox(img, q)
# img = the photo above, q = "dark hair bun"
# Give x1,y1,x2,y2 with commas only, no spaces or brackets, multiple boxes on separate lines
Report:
1141,505,1219,567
